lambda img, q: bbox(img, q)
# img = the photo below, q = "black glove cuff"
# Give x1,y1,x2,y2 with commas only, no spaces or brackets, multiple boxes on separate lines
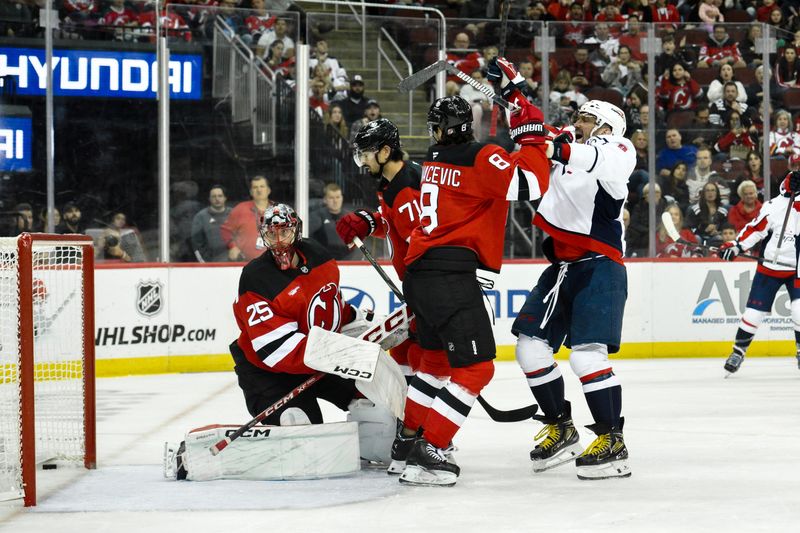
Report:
551,142,568,165
355,210,377,236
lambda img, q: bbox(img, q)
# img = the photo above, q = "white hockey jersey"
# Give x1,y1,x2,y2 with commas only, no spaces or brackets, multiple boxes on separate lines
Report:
534,134,636,262
769,128,800,157
737,179,799,275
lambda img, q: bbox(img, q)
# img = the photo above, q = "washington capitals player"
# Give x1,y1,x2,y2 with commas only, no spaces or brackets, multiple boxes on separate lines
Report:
508,88,636,479
396,91,551,486
719,160,800,374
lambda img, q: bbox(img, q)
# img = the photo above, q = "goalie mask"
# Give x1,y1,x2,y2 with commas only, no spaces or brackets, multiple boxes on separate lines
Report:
259,204,302,270
427,95,473,142
352,118,401,178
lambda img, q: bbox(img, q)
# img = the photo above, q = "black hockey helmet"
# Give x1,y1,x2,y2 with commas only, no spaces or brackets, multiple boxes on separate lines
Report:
352,118,401,165
427,95,473,141
259,203,302,270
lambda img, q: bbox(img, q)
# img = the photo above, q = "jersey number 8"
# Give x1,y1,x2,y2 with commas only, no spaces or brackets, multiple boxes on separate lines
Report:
419,183,439,234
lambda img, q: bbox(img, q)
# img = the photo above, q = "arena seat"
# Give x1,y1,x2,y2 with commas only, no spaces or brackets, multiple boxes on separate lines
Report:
770,157,789,178
585,87,623,108
666,111,695,129
691,68,718,86
734,67,756,85
725,9,753,23
782,90,800,111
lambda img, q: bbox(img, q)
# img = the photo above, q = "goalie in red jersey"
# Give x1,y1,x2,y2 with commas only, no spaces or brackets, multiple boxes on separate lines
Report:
394,68,551,486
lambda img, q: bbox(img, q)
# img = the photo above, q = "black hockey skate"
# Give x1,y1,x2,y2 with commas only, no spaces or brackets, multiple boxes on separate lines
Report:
724,351,744,376
399,438,460,487
387,424,420,475
529,402,582,473
163,441,187,480
575,420,631,480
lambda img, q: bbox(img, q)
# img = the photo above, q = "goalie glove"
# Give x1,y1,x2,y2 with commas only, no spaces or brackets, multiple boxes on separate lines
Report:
718,241,741,261
336,210,379,247
341,305,411,351
340,305,376,338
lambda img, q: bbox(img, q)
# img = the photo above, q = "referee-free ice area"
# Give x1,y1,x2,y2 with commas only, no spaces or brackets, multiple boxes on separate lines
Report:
0,358,798,532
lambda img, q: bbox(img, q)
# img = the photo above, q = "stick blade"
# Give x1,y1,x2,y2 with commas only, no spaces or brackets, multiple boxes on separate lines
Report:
397,60,447,92
661,211,681,241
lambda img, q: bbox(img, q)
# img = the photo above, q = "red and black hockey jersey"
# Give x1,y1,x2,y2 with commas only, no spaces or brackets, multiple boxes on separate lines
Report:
232,240,350,375
405,142,550,272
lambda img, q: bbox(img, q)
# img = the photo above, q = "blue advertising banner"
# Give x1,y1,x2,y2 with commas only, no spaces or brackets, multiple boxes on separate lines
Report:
0,116,32,172
0,47,202,100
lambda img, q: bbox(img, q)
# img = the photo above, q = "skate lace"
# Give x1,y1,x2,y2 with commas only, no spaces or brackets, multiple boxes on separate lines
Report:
581,433,611,457
534,424,561,450
425,444,446,461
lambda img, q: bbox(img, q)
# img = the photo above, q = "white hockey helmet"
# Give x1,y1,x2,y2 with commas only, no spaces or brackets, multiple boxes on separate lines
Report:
578,100,627,137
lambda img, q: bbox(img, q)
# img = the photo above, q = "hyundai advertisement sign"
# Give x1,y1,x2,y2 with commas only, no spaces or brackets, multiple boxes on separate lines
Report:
0,47,202,100
0,116,32,172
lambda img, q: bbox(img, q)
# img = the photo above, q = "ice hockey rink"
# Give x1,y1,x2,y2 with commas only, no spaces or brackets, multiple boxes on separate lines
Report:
0,357,797,533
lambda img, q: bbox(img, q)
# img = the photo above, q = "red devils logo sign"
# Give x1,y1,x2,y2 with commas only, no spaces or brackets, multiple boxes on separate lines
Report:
307,282,342,331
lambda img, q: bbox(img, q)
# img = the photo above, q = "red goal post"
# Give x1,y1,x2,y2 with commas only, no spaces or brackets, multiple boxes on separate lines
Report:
0,233,96,507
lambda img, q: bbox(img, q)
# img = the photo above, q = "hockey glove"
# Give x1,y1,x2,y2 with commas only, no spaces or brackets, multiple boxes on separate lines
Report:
790,170,800,193
336,210,378,246
487,57,529,101
509,100,547,146
544,140,571,164
718,241,741,261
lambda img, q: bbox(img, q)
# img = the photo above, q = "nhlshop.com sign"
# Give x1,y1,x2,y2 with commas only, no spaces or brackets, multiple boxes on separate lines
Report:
0,47,202,99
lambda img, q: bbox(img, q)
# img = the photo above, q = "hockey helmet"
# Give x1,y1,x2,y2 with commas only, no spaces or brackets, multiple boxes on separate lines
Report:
576,100,627,137
352,118,401,168
427,95,473,141
790,153,800,171
259,203,302,270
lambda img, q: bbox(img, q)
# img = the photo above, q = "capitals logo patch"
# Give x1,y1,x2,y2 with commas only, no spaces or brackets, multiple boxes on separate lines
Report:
308,282,342,331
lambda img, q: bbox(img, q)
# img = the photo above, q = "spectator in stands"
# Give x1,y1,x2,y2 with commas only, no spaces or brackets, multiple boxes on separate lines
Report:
707,64,748,103
309,40,348,95
601,45,642,96
585,21,620,69
735,151,765,195
265,40,286,72
618,13,645,62
0,1,35,38
728,180,762,231
309,78,329,118
62,0,100,33
709,82,751,127
57,203,84,234
656,204,699,258
767,6,791,33
698,0,725,32
558,2,589,47
688,103,720,147
745,64,767,107
686,181,728,246
257,18,294,60
98,0,138,41
698,24,746,70
335,74,369,125
769,109,800,157
549,70,588,110
107,210,145,262
651,0,680,27
629,129,649,199
460,69,493,141
308,183,357,260
657,129,698,178
518,60,538,95
565,46,601,92
757,0,779,22
191,185,232,263
244,0,276,44
13,203,33,235
595,1,625,36
661,162,691,211
740,24,763,68
101,231,132,263
324,103,349,140
220,175,274,261
547,0,573,21
714,110,757,161
656,62,703,114
446,32,484,88
627,183,666,256
775,46,800,88
36,207,61,233
211,0,250,43
349,100,381,142
655,34,694,80
138,2,190,43
687,146,721,204
720,222,738,244
623,85,646,131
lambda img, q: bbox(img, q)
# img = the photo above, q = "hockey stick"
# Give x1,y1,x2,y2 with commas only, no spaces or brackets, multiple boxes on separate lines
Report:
444,63,520,111
772,185,794,267
660,212,795,268
488,1,510,138
209,372,325,455
352,238,539,422
397,60,449,92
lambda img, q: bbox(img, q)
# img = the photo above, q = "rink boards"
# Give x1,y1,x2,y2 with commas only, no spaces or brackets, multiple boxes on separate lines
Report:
91,260,797,376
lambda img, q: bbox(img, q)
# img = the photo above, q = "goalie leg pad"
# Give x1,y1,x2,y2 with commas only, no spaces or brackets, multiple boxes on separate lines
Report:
179,423,361,481
356,350,408,419
347,399,396,464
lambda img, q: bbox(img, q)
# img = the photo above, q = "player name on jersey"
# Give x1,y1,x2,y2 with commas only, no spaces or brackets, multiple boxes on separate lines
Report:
421,165,462,188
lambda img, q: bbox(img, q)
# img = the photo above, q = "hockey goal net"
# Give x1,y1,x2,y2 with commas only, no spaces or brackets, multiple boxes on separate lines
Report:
0,233,96,506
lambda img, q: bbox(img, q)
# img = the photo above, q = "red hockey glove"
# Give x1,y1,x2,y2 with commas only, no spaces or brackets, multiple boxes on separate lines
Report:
336,210,378,246
487,57,528,101
718,241,741,261
509,100,546,146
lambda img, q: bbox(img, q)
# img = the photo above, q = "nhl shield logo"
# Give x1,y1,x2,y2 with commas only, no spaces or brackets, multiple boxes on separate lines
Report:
136,281,163,317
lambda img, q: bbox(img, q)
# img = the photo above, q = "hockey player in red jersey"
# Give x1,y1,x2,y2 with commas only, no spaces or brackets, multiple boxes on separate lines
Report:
230,203,361,425
395,87,551,486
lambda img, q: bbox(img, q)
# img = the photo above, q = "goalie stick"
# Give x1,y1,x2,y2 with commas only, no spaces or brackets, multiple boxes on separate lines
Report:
660,212,795,268
352,238,538,423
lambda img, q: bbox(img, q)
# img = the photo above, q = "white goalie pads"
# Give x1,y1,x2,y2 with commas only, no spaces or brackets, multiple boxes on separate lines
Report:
355,350,407,419
173,423,361,481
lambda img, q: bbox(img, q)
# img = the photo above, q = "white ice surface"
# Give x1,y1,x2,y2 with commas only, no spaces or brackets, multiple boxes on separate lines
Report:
0,358,798,533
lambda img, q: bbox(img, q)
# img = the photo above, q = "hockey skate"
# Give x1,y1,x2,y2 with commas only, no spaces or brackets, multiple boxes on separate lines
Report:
529,403,582,473
387,424,420,475
724,351,744,376
575,421,631,480
163,441,187,480
399,438,460,487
